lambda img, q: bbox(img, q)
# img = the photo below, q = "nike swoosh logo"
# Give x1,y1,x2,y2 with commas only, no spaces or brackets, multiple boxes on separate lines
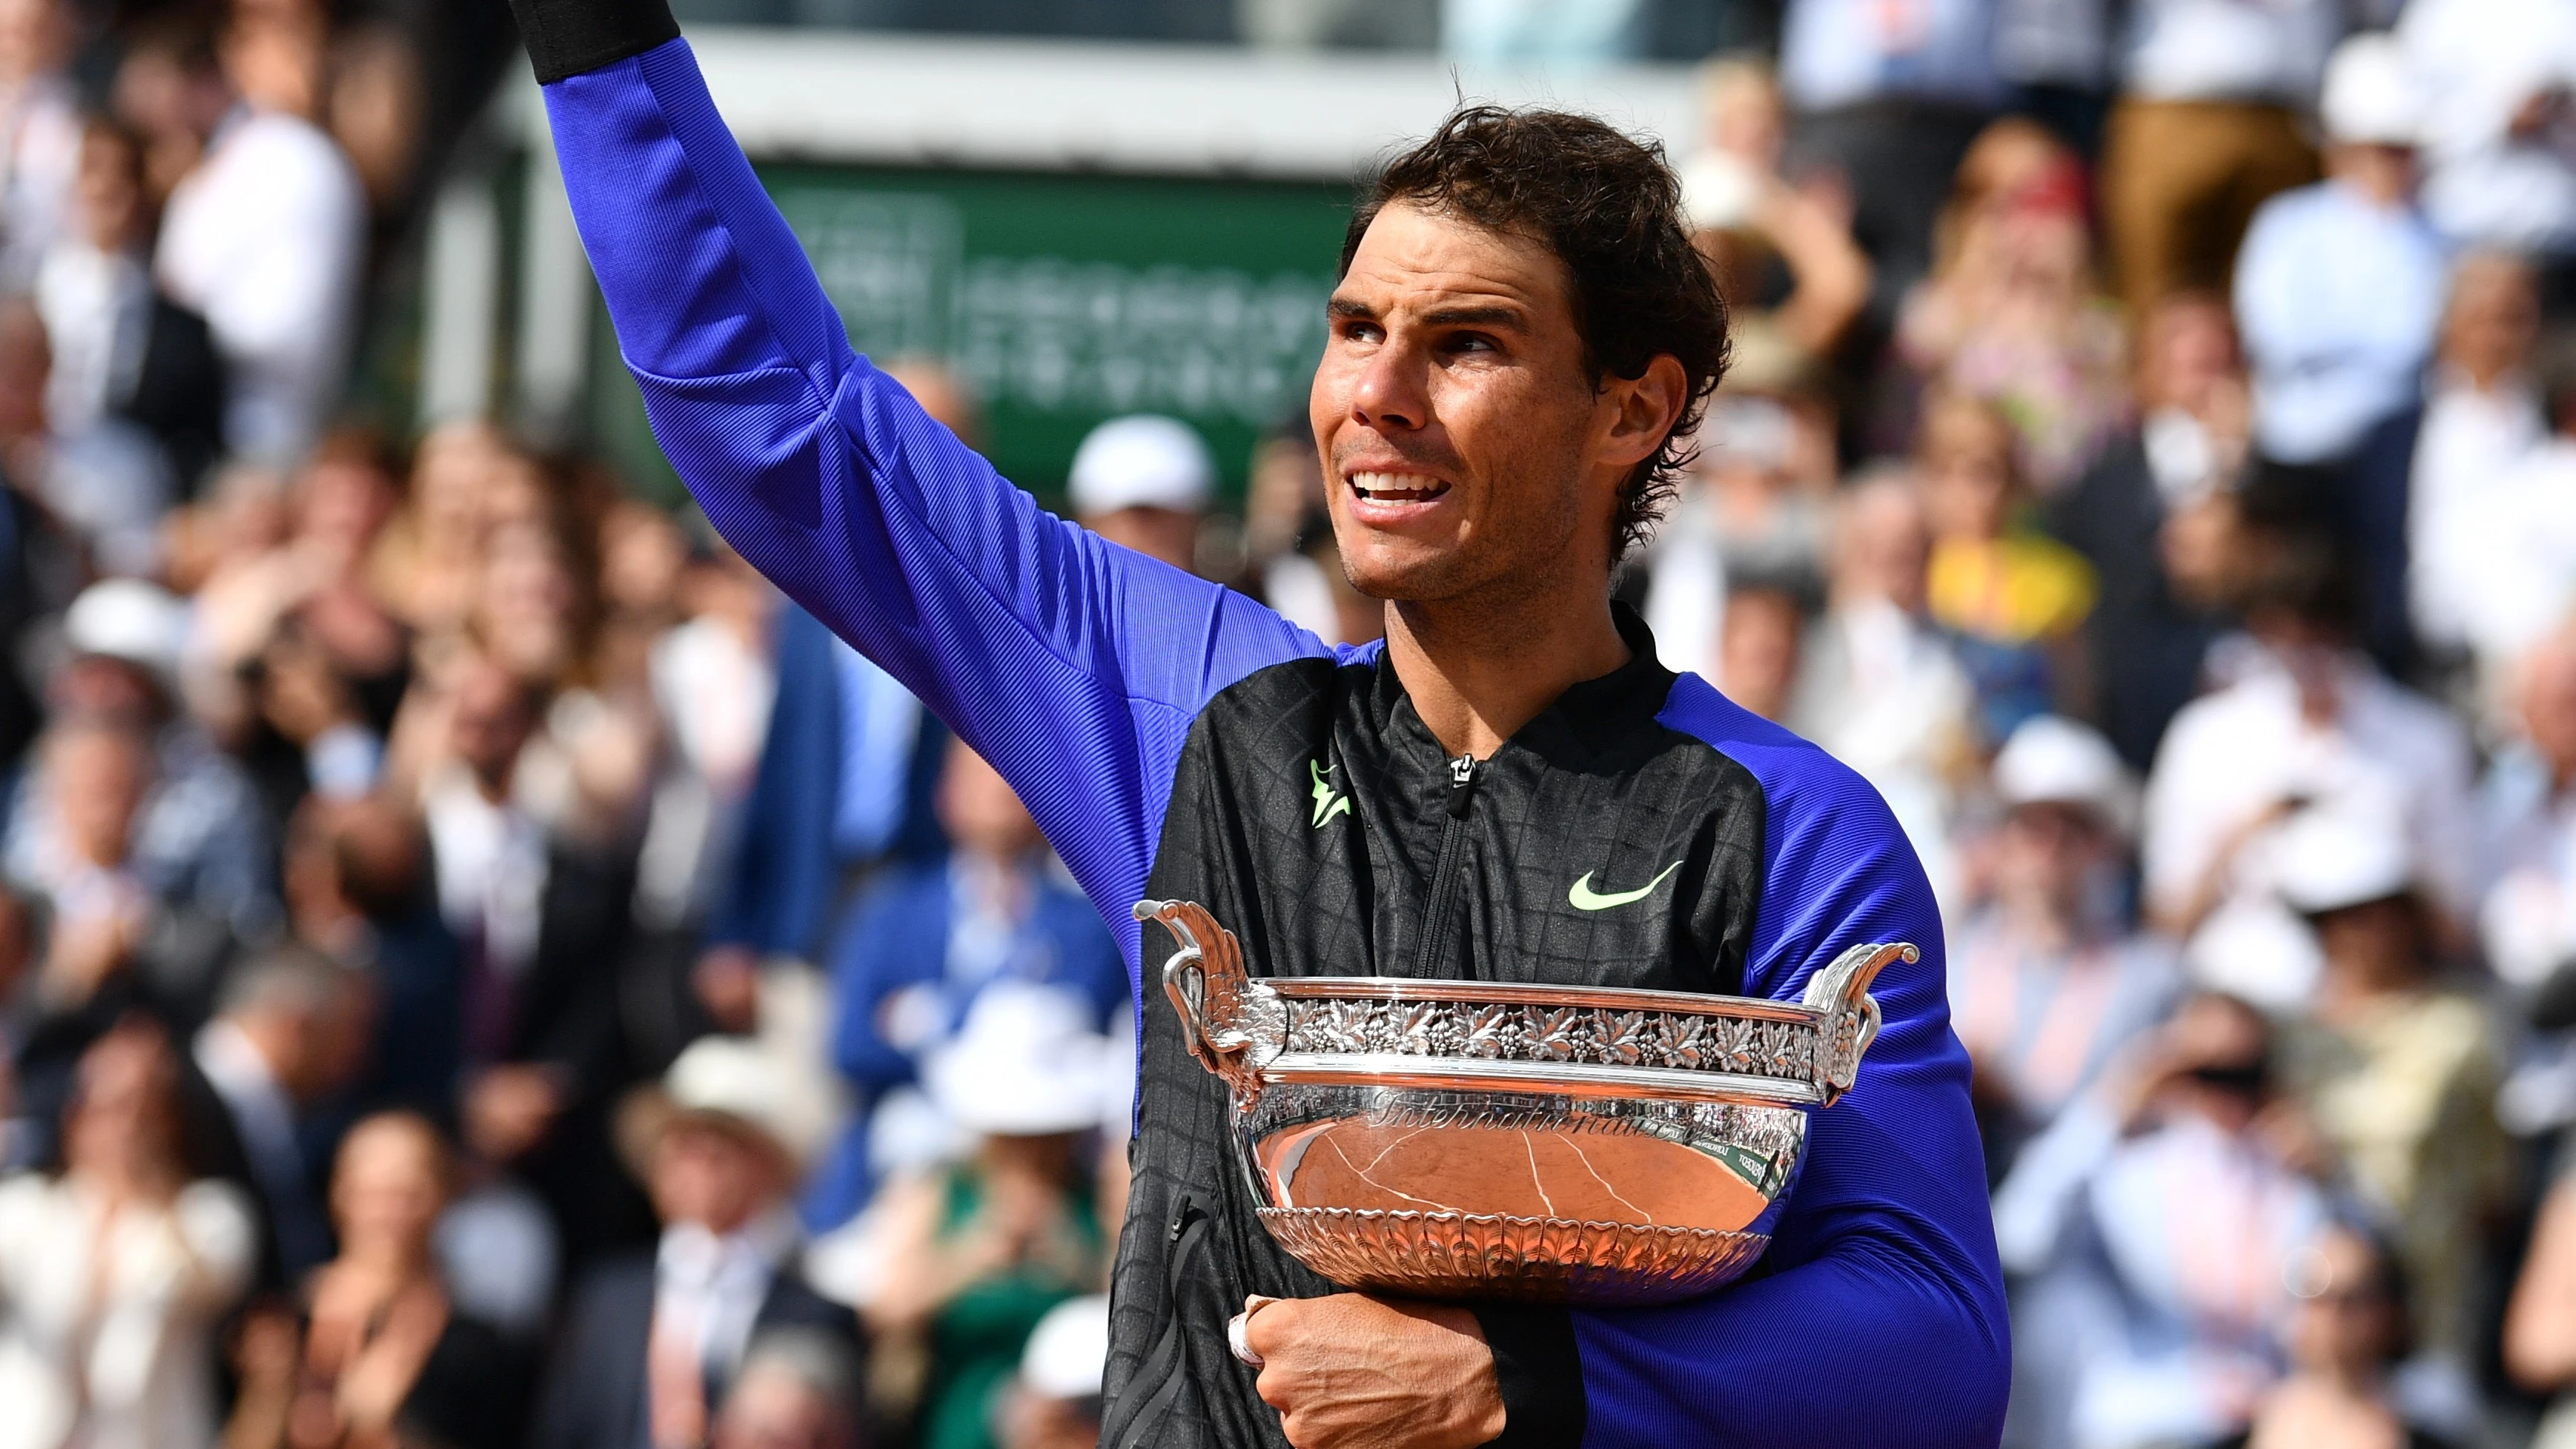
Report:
1568,863,1683,912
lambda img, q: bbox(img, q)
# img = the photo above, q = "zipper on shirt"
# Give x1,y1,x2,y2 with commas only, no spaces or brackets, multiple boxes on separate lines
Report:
1413,752,1482,976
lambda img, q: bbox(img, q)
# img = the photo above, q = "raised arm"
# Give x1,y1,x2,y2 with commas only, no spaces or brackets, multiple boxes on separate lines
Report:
1558,679,2010,1448
511,0,1320,944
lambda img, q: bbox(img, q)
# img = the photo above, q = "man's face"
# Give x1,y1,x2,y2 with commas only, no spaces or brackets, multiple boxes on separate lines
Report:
49,724,150,869
713,1369,855,1449
2312,897,2423,992
1311,202,1665,606
2523,638,2576,777
448,662,534,789
2443,256,2540,386
2141,299,2242,417
1995,803,2109,912
1917,403,2014,543
650,1119,781,1236
73,130,144,254
1832,485,1930,613
1082,505,1199,574
937,740,1043,861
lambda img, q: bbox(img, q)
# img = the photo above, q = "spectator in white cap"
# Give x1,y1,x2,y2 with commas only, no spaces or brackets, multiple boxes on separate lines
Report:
997,1294,1107,1449
30,584,269,957
1949,715,2179,1179
537,1037,859,1449
2236,33,2449,468
1065,414,1213,574
2395,0,2576,259
2145,543,2476,1012
2,578,272,1020
859,984,1110,1449
2272,806,2509,1383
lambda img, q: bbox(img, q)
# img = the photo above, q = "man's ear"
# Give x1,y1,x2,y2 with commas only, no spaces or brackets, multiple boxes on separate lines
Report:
1598,354,1690,471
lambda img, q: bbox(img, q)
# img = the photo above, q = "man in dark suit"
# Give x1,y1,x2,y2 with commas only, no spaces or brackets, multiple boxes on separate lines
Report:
537,1036,859,1449
2049,292,2247,772
180,942,374,1292
426,652,653,1261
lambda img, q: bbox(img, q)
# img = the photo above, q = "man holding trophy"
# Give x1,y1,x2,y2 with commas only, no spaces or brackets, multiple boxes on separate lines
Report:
503,1,2009,1442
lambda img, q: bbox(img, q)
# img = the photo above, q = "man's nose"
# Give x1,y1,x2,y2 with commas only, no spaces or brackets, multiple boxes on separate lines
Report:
1348,341,1428,434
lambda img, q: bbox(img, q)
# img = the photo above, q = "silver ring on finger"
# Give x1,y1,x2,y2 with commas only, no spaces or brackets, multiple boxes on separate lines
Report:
1228,1310,1265,1367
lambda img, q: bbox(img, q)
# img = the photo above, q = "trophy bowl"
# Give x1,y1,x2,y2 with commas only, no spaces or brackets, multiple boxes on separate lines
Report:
1135,899,1911,1305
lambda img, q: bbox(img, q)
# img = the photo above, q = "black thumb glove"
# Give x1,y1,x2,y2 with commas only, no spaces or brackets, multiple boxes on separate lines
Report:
509,0,680,85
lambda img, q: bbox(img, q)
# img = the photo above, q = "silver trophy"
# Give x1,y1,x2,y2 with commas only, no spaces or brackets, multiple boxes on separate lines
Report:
1136,898,1910,1304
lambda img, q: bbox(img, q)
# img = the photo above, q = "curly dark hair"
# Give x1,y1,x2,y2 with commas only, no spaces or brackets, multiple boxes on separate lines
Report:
1340,105,1731,560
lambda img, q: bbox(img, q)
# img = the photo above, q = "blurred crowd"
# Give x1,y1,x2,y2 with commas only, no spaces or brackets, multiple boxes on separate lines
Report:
3,2,2576,1449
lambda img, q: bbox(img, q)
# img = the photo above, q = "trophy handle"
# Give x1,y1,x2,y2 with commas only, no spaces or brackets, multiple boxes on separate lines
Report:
1135,899,1282,1105
1799,941,1916,1107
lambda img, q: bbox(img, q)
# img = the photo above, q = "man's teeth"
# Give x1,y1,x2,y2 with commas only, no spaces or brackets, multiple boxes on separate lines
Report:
1349,472,1448,502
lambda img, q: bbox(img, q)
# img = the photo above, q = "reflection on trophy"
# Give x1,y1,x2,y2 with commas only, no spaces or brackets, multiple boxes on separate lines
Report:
1136,898,1914,1305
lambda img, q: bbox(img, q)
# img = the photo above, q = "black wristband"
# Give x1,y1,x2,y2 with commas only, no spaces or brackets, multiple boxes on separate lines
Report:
1473,1304,1586,1448
509,0,682,84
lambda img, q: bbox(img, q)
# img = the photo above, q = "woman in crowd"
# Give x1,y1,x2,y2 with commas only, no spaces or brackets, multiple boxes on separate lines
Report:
2225,1226,2463,1449
1918,388,2098,740
1895,119,2132,494
0,1022,256,1449
222,1111,529,1449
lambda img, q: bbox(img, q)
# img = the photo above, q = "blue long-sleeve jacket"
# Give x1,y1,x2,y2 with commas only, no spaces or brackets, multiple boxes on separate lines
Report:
517,9,2006,1442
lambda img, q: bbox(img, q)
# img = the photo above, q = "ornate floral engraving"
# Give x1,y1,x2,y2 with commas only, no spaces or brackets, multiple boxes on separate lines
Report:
1530,1006,1584,1062
1463,1003,1516,1059
1598,1011,1652,1067
1277,995,1832,1084
1655,1012,1708,1070
1712,1016,1759,1074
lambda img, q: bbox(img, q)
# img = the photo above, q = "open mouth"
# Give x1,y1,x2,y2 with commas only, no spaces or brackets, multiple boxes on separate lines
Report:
1347,471,1451,505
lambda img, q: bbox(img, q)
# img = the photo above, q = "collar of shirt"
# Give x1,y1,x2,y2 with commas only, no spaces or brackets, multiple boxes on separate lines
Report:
653,1207,801,1376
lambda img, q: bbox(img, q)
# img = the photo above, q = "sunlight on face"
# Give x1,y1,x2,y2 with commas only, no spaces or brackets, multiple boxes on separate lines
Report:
1309,202,1609,606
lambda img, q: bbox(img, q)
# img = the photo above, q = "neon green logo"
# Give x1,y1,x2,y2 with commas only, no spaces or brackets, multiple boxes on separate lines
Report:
1309,760,1350,829
1568,863,1682,912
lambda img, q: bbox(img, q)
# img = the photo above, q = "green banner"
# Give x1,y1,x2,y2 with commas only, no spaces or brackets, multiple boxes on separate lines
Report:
591,164,1354,506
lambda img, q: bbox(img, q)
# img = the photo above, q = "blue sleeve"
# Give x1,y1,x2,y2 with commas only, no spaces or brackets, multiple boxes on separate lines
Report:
541,40,1324,978
1567,676,2008,1448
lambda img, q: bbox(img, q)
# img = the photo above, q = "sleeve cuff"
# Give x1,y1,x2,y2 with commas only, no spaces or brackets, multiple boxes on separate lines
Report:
509,0,682,84
1474,1304,1586,1448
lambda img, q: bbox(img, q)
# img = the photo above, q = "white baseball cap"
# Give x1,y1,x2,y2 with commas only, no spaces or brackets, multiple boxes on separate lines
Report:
2321,33,2423,147
1019,1294,1110,1402
1068,415,1215,518
923,982,1110,1138
1992,715,2135,837
660,1035,843,1170
2274,807,2417,916
64,578,189,681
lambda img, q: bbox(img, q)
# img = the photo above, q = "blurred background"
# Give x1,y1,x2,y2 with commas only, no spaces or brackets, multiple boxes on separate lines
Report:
1,1,2575,1448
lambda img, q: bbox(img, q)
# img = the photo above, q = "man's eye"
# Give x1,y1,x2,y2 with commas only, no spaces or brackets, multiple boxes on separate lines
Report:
1339,321,1383,345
